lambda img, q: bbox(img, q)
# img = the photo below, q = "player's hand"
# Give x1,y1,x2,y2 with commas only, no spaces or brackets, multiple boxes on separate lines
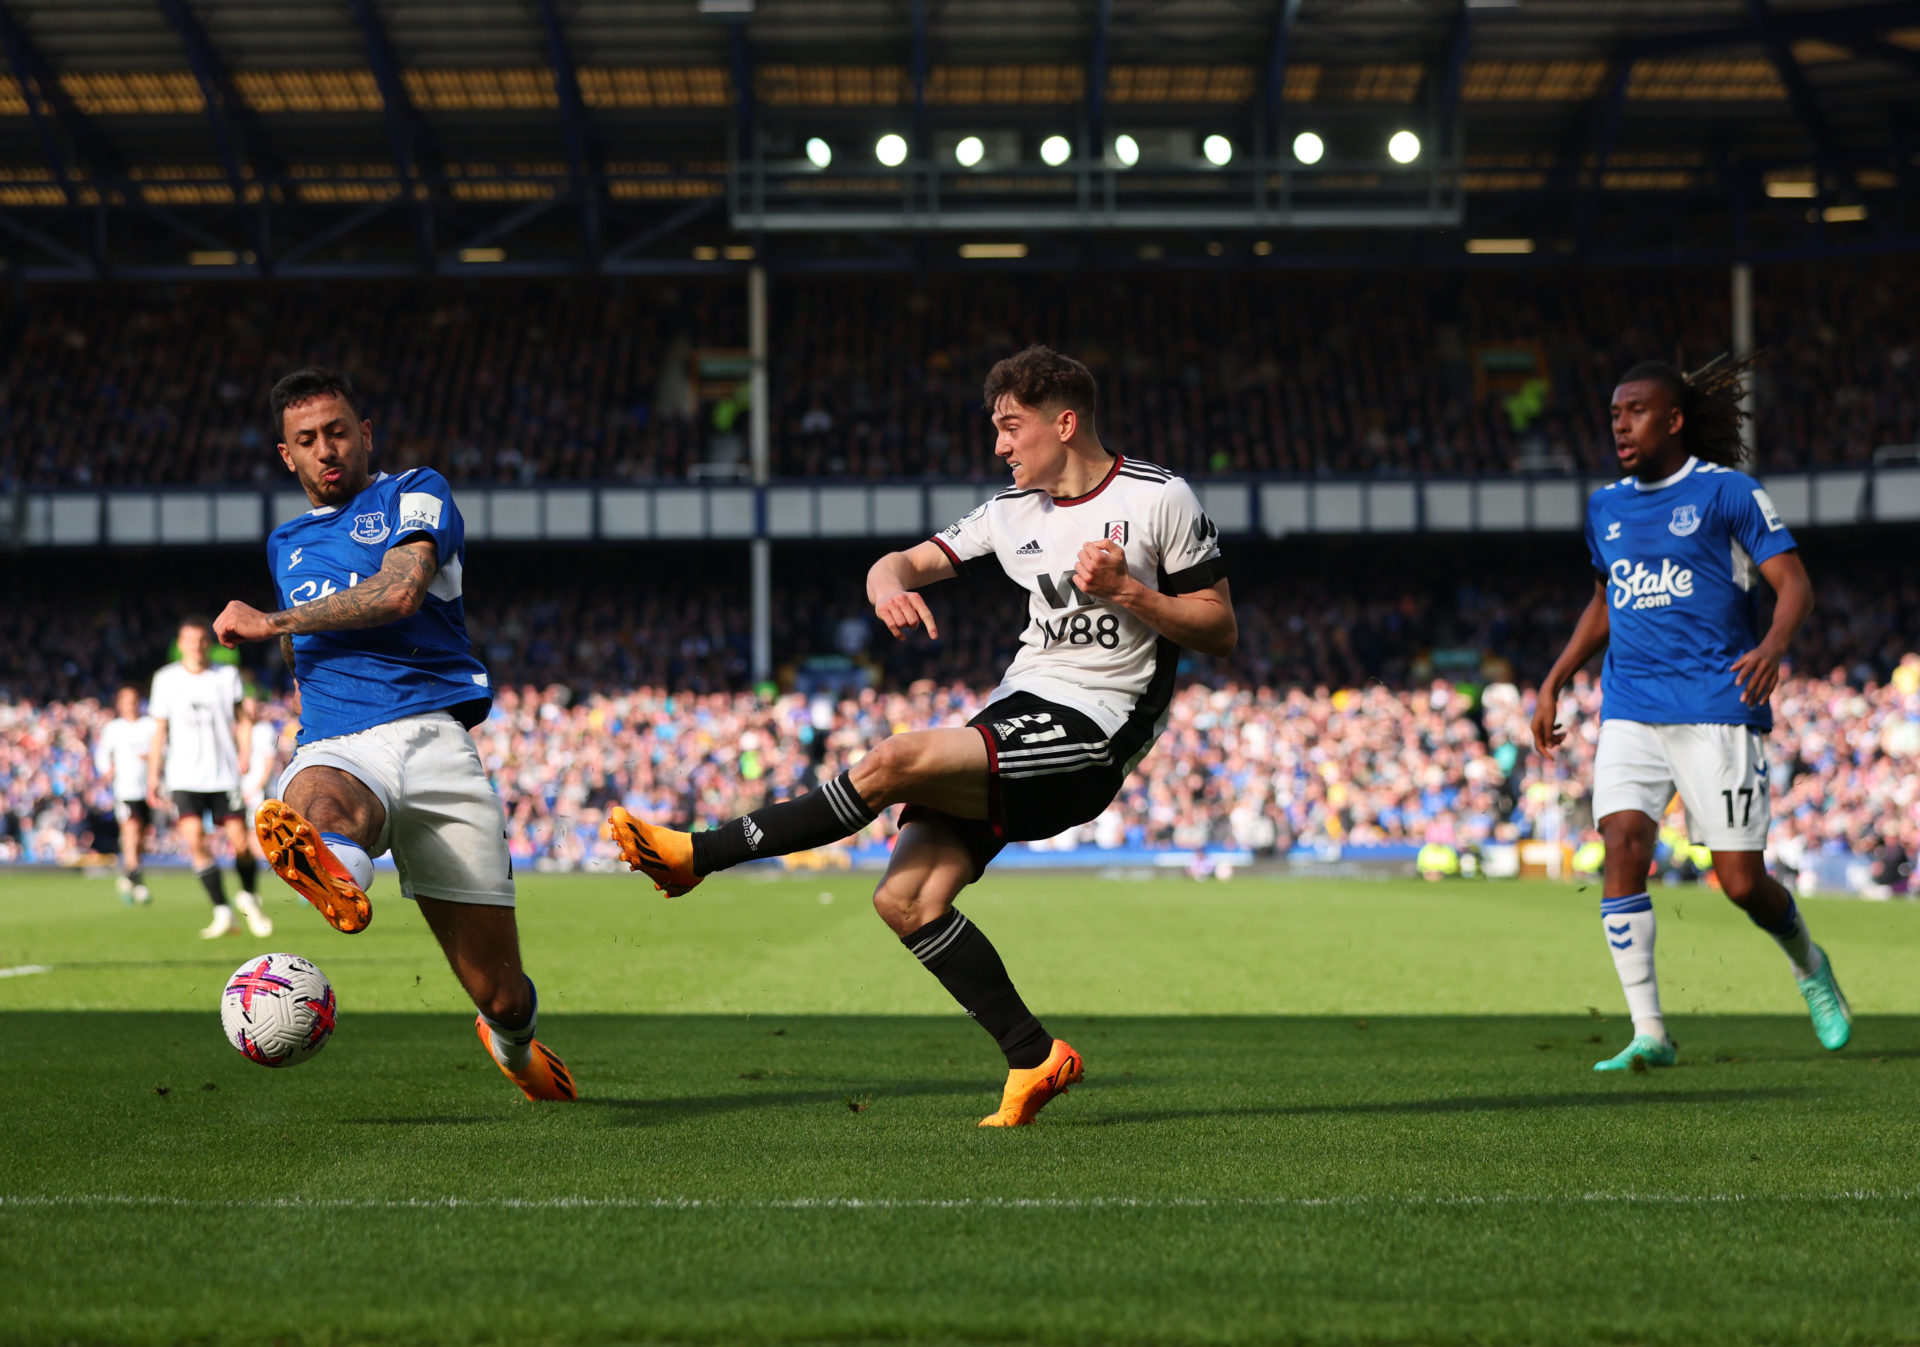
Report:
1074,539,1133,601
146,784,167,812
873,589,938,641
1731,641,1786,706
213,600,277,648
1530,687,1567,760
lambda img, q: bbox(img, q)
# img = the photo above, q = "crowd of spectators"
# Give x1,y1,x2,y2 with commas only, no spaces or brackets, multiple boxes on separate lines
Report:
4,261,1914,487
7,663,1915,899
4,544,1914,893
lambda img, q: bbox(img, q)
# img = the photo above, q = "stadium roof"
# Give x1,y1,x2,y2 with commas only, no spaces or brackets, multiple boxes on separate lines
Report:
0,0,1914,277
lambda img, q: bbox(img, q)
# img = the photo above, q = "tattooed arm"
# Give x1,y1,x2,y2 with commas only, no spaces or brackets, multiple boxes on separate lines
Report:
214,538,437,648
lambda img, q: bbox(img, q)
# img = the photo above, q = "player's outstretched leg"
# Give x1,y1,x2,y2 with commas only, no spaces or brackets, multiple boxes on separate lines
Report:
417,897,575,1102
1714,853,1851,1050
257,768,379,933
876,821,1081,1126
605,727,986,897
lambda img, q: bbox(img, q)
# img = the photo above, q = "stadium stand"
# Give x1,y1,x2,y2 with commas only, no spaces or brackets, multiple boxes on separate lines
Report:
3,262,1915,487
4,543,1913,891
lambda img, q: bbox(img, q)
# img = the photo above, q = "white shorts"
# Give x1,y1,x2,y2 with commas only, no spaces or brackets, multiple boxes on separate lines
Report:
277,710,513,907
1591,719,1772,851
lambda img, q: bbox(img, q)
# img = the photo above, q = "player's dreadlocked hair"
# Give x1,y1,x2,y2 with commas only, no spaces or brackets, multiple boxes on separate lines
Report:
1618,352,1765,470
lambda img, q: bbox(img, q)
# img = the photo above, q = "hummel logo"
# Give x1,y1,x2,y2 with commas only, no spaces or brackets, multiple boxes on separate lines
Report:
287,547,304,570
1605,522,1621,541
1015,539,1043,556
742,817,765,852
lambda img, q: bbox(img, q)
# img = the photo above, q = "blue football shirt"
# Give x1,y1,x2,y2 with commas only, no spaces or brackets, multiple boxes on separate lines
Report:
266,468,491,744
1585,456,1797,731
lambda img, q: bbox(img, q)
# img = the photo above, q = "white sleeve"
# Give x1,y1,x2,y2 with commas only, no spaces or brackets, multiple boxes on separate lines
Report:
148,670,172,722
94,724,116,775
224,665,244,706
929,499,997,567
1154,478,1225,594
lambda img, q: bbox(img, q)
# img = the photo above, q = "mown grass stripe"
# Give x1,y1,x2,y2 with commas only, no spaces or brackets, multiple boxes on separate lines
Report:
3,1192,1915,1212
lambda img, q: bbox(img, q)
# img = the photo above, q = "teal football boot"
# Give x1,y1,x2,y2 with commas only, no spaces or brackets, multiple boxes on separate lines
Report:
1593,1033,1678,1072
1797,946,1852,1050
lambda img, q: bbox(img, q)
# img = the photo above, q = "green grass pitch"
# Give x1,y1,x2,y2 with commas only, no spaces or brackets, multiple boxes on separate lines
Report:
4,866,1920,1346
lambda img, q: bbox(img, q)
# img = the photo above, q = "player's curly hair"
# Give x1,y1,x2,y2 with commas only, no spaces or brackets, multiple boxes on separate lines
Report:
982,344,1098,431
1618,352,1765,470
270,366,361,438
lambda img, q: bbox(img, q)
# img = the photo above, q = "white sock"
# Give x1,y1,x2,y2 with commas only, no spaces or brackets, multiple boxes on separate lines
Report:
1602,893,1667,1043
319,832,375,893
1758,900,1821,980
479,978,538,1072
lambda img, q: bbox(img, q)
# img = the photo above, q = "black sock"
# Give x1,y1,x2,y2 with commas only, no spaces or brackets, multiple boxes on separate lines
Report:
233,852,258,894
196,865,226,908
128,866,143,886
690,771,877,876
902,910,1053,1069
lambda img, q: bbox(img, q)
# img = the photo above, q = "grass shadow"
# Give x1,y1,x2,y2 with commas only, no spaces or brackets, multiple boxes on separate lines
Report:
1084,1087,1802,1126
581,1076,989,1126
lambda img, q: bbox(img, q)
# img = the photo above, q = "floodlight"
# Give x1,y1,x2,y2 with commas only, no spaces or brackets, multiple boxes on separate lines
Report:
955,135,985,167
1292,131,1324,165
875,134,908,167
1040,135,1071,166
1388,130,1421,164
1113,134,1140,167
805,137,832,169
1202,135,1233,167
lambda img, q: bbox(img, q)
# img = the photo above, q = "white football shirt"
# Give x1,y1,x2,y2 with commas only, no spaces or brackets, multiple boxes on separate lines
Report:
243,718,279,796
930,455,1225,736
93,715,156,802
149,661,244,793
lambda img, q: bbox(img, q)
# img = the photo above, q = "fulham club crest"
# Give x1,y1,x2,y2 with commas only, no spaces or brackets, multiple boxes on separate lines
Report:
1103,520,1129,547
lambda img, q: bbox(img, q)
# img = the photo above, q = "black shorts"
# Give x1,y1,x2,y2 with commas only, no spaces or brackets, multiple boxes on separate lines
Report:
899,691,1160,881
114,799,152,826
172,789,244,824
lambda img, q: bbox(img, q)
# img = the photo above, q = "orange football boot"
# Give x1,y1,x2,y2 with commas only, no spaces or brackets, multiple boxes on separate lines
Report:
603,806,701,897
255,800,372,934
979,1039,1084,1127
475,1017,577,1102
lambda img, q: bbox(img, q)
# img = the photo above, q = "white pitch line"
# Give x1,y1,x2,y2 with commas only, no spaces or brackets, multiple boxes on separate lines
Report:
0,1192,1913,1214
0,965,52,979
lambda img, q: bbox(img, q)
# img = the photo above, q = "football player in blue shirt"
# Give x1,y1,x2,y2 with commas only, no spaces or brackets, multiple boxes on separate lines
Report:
1532,357,1848,1071
212,368,574,1102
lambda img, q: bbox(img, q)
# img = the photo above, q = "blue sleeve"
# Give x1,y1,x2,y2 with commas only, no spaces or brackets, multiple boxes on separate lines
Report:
392,468,464,566
1583,496,1604,574
263,531,289,607
1725,475,1795,566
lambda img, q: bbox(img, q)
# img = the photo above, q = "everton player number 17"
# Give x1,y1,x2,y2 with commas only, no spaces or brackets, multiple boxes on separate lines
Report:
1531,357,1849,1072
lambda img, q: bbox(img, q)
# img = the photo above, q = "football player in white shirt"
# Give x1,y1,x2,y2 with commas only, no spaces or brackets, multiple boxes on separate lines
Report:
609,345,1236,1125
146,617,272,939
93,685,156,905
240,702,284,862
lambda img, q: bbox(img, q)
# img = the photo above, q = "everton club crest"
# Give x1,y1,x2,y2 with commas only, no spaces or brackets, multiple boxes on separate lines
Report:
1668,504,1702,537
351,511,391,544
1104,520,1129,546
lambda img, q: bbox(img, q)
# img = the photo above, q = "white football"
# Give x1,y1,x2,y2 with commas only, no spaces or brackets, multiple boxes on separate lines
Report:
219,953,336,1067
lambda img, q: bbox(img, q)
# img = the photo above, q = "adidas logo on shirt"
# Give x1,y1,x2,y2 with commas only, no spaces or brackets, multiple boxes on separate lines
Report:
1015,539,1043,555
742,816,765,852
